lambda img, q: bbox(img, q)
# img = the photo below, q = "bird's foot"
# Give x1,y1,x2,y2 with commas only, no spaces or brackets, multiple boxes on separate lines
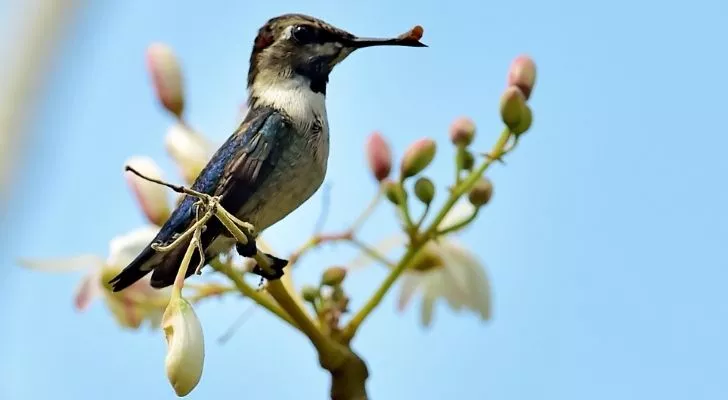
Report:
251,253,288,281
235,239,258,258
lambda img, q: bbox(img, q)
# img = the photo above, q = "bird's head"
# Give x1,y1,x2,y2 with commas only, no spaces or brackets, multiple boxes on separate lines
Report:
247,14,426,96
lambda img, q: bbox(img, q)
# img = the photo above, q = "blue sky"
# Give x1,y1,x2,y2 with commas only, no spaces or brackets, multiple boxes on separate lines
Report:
2,0,728,399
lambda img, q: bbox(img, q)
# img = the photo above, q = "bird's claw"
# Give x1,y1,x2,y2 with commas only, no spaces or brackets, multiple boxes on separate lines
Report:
235,239,258,258
251,253,288,281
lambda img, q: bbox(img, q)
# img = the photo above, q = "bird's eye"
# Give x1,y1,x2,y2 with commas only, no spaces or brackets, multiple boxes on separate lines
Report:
291,25,318,44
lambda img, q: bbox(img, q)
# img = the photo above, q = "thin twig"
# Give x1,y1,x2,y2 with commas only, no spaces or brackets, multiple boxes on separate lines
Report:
217,305,257,344
313,183,332,235
125,165,206,198
349,185,382,233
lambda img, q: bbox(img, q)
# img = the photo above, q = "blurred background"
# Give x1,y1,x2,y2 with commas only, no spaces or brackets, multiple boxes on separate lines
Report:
2,0,728,399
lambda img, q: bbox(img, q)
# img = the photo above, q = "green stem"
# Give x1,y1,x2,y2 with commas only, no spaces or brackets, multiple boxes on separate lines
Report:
342,128,513,341
210,259,297,329
213,203,346,368
396,180,416,235
171,233,199,299
437,207,479,236
455,145,466,184
415,203,431,229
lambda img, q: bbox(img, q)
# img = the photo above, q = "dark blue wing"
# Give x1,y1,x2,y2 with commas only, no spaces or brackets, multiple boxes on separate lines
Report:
109,106,292,291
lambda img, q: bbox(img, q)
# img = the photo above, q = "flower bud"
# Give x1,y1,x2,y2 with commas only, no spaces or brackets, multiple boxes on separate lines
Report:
414,177,435,205
468,178,493,206
165,124,212,184
457,150,475,171
449,117,476,147
383,179,407,205
301,285,319,302
146,43,185,118
499,87,527,131
400,138,436,178
365,131,392,182
124,156,171,226
512,106,533,135
162,295,205,397
507,54,537,100
321,266,347,287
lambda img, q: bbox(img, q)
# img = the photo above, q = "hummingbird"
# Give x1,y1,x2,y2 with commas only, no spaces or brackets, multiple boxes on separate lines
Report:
109,14,426,292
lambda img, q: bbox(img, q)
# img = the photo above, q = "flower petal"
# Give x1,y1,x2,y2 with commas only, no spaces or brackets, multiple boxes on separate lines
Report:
165,123,213,184
347,234,407,270
435,240,476,308
437,266,469,311
102,290,144,329
439,239,491,320
420,290,436,328
437,201,477,232
18,254,104,273
107,225,159,268
146,307,165,330
462,255,492,320
124,156,171,226
397,274,422,312
73,269,102,311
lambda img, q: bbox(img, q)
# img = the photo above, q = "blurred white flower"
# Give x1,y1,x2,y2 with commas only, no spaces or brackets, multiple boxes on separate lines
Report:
165,123,213,184
162,295,205,397
125,156,171,226
19,225,171,329
350,201,491,327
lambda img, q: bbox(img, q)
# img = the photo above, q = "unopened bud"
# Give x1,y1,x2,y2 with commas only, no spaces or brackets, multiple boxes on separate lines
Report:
162,295,204,397
301,285,319,302
124,156,171,226
400,138,436,178
456,150,475,171
468,178,493,206
383,179,407,205
512,106,533,135
449,117,476,147
365,131,392,182
507,55,537,100
165,124,212,184
414,177,435,205
499,87,527,131
321,267,347,286
146,43,185,118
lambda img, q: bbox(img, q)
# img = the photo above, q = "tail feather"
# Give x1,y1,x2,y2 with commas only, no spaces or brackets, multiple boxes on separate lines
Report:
108,245,159,292
149,243,203,289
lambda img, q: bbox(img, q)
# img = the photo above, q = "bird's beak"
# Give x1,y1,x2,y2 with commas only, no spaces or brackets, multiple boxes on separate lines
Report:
350,37,427,49
347,27,427,49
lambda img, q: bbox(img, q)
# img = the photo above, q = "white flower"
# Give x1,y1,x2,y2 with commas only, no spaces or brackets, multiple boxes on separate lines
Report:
165,123,213,184
125,156,171,226
162,295,205,397
350,201,491,327
19,225,171,329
